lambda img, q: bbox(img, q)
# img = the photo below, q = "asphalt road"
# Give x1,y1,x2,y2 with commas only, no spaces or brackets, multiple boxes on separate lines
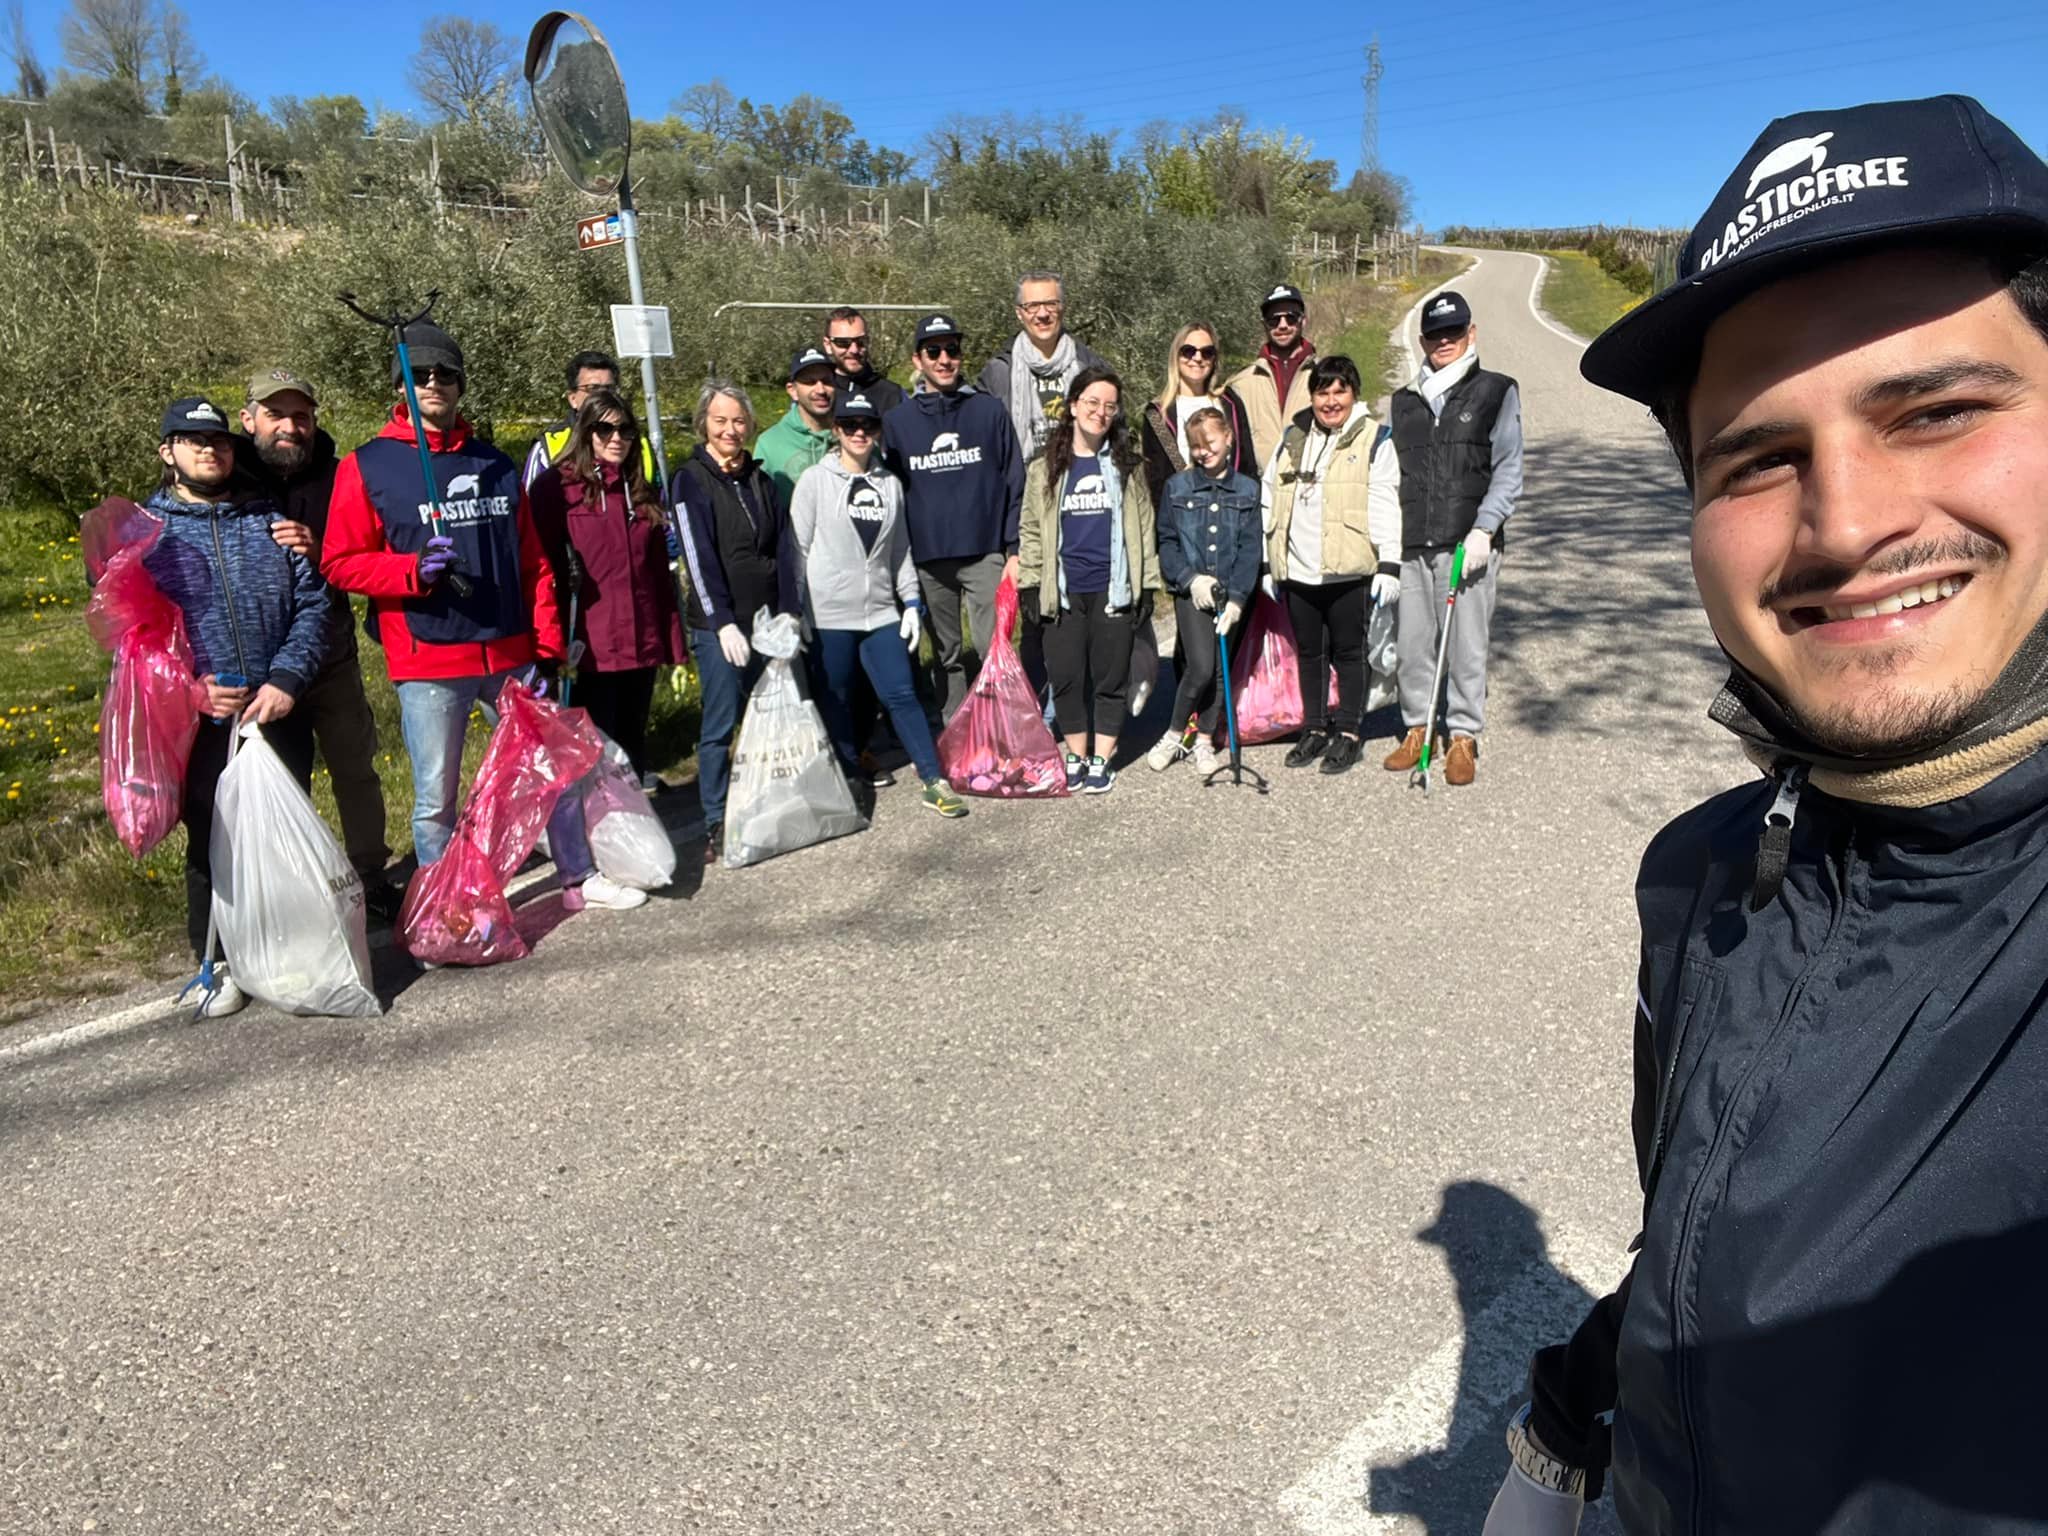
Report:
1,250,1743,1535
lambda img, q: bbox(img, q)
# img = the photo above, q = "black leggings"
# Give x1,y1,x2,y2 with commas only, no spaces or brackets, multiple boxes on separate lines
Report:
575,665,660,775
1285,578,1368,734
183,713,317,960
1040,591,1136,747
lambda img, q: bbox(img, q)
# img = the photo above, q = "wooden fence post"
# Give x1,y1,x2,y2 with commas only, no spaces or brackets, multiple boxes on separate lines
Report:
224,114,243,222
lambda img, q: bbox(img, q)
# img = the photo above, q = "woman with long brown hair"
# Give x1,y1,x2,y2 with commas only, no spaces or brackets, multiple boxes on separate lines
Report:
528,388,685,778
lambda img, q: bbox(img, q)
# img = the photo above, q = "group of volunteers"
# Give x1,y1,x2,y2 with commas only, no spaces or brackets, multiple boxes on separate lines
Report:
121,262,1522,1009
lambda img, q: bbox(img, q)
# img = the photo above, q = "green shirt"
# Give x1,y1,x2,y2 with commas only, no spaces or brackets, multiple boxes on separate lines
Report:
755,405,834,509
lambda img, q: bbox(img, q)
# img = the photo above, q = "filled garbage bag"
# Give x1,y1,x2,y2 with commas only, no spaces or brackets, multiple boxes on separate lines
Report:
724,608,867,868
582,733,675,890
208,724,382,1017
398,684,604,966
1218,591,1340,746
937,575,1069,799
83,502,201,857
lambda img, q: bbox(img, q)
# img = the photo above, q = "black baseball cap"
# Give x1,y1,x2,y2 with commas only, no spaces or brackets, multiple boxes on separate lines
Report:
1260,283,1306,315
1420,290,1472,336
788,346,834,383
833,389,882,423
1583,94,2048,406
160,397,233,439
915,313,964,345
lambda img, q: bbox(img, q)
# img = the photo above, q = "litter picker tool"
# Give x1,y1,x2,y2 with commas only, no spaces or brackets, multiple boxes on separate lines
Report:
335,289,475,599
1410,543,1468,795
559,539,586,707
1205,612,1269,795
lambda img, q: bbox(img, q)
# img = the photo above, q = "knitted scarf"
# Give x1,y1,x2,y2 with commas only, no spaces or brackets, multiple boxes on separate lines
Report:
1009,330,1079,461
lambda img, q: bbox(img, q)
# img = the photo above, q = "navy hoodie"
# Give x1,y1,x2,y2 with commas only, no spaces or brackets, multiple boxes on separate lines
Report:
880,384,1023,563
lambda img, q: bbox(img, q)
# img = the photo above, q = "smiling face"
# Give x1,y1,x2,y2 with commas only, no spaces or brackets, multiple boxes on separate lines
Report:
703,391,752,466
158,431,235,495
1687,245,2048,755
915,337,963,391
241,391,316,477
789,366,838,427
591,413,633,468
1263,303,1304,352
1017,280,1064,346
1188,416,1233,475
1312,379,1356,429
1069,378,1119,448
1424,323,1475,369
1177,329,1218,395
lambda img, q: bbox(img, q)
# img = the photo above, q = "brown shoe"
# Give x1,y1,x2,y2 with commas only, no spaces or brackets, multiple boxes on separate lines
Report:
1383,725,1429,771
1445,735,1478,786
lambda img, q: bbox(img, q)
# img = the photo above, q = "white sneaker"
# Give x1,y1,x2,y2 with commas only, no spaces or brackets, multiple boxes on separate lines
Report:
1146,729,1188,772
1193,737,1219,776
568,872,649,911
188,969,247,1017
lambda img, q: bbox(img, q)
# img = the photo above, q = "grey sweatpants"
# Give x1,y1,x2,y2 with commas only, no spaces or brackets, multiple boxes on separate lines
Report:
916,551,1006,723
1397,549,1501,738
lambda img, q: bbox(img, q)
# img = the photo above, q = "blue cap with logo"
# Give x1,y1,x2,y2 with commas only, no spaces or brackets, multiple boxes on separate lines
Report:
1420,290,1472,335
833,388,882,422
1583,94,2048,405
160,396,233,439
915,312,964,345
788,345,834,383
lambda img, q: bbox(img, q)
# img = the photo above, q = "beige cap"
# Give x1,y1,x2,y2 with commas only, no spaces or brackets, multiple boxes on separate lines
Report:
247,366,318,406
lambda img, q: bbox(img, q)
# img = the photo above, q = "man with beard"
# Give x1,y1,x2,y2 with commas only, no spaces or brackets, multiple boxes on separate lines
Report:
821,307,906,415
238,368,397,915
1483,95,2048,1535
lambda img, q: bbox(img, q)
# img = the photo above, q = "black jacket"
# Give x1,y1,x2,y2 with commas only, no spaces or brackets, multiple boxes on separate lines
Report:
234,427,352,658
1387,367,1514,557
1534,746,2048,1533
670,447,798,634
835,363,907,415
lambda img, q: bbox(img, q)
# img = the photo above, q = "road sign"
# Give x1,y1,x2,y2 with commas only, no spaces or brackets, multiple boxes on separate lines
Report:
576,212,624,251
610,304,673,359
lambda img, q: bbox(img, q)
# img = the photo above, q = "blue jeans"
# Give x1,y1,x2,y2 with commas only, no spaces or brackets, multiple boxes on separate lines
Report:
691,627,767,830
815,625,942,784
395,668,592,880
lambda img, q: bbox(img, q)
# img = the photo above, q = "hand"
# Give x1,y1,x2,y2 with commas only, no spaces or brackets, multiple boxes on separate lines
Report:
1189,574,1219,611
899,606,922,653
718,623,752,669
1003,554,1021,588
199,674,250,721
1260,573,1277,601
1461,526,1493,577
1216,600,1242,635
270,520,315,558
239,683,294,724
1018,588,1042,627
417,535,458,586
664,520,680,562
1132,590,1154,625
1371,572,1402,607
1481,1464,1583,1536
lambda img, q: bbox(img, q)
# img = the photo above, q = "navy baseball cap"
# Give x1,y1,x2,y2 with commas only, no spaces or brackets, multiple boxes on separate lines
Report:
1260,283,1306,315
915,313,964,345
1420,290,1472,335
833,388,882,422
788,346,834,382
1583,94,2048,406
160,396,233,438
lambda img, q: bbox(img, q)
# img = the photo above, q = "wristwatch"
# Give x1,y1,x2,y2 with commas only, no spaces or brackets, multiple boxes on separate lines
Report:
1506,1403,1587,1498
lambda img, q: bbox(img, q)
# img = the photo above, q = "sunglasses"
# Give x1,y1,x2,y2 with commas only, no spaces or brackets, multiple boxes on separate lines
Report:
1424,327,1469,344
591,421,635,441
1264,311,1304,328
837,419,881,435
1179,344,1218,361
415,365,463,386
919,341,963,360
826,334,869,349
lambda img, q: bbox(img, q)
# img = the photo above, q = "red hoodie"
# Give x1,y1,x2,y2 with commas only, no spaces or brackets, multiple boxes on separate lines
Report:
1261,339,1316,413
323,405,565,682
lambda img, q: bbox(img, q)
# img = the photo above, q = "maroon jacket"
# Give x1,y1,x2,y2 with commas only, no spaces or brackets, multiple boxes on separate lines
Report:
528,462,685,672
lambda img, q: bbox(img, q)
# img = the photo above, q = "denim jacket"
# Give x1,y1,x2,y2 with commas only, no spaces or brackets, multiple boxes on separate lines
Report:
1157,466,1262,609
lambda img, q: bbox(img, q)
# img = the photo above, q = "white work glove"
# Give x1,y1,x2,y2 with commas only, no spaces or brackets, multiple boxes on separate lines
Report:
1215,600,1242,635
717,623,752,669
1481,1465,1584,1536
899,606,922,652
1462,526,1494,576
1371,571,1402,607
1189,574,1219,611
1260,572,1277,601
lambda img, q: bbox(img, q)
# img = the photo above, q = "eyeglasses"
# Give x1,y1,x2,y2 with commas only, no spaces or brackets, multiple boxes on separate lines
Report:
591,421,635,441
825,334,869,350
1018,300,1063,316
415,366,463,386
838,420,880,436
1179,344,1218,361
1264,311,1304,328
172,432,232,450
919,341,963,360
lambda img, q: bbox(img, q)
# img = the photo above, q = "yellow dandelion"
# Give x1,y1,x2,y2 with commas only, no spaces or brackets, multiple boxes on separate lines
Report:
4,790,16,801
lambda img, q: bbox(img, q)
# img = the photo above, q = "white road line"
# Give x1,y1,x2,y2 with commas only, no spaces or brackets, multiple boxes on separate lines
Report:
1519,249,1592,350
1395,249,1479,382
1277,1223,1629,1536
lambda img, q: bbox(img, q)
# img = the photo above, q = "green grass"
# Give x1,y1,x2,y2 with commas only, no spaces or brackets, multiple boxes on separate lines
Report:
1324,250,1477,397
1536,249,1642,342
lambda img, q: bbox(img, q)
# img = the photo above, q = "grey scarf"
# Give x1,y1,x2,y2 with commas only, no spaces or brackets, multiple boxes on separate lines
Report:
1009,330,1078,460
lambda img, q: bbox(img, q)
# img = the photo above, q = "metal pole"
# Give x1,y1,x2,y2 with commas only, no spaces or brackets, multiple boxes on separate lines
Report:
615,171,670,499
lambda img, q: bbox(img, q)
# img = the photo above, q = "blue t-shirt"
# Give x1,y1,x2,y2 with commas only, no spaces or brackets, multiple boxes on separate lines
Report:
1058,454,1114,596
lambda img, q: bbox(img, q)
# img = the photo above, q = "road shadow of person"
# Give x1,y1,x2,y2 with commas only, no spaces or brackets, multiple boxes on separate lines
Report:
1365,1181,1617,1535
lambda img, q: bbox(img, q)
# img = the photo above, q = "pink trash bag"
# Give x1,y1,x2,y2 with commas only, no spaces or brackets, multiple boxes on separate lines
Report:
1217,591,1340,746
398,685,604,966
82,498,201,857
938,576,1069,799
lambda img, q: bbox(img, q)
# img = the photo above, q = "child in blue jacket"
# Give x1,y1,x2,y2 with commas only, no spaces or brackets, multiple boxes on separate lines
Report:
142,397,332,1014
1148,408,1262,775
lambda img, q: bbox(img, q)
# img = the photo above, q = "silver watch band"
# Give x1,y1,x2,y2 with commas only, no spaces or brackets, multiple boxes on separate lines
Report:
1507,1402,1587,1498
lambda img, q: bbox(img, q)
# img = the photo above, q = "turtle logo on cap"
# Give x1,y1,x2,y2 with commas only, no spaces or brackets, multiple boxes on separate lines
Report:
1266,286,1293,303
188,402,223,424
1745,131,1834,198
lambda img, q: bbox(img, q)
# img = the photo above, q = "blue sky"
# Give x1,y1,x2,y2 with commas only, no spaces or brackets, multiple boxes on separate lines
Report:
17,0,2046,229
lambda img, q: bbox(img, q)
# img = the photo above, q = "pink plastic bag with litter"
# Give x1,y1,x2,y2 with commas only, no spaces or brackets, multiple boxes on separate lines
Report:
1217,591,1340,746
83,498,201,857
398,686,604,966
938,576,1069,799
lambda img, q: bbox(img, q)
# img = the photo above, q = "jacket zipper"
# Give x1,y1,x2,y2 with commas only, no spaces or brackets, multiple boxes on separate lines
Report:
1669,830,1858,1535
208,509,253,681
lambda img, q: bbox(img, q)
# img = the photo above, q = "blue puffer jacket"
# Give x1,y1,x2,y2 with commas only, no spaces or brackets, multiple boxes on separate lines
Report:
1157,465,1262,609
141,486,331,695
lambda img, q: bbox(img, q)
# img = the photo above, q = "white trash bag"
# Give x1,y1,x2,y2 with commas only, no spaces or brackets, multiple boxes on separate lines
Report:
582,732,675,890
723,608,867,869
209,723,382,1017
1367,595,1399,714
